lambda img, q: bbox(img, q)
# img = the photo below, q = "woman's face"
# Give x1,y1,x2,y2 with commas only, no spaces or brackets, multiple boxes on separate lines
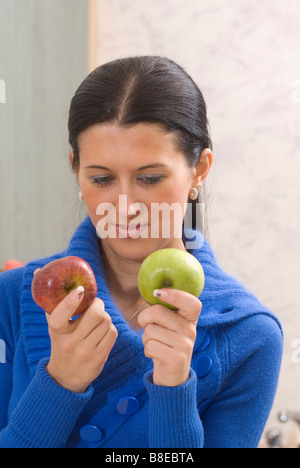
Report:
73,123,208,262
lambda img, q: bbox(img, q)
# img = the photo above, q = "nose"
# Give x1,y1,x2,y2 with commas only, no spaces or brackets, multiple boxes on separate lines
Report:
117,194,143,223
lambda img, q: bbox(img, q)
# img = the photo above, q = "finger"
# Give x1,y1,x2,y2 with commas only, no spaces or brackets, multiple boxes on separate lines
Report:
80,308,112,345
144,338,172,362
95,324,118,353
153,288,202,324
72,298,106,340
138,304,188,333
143,323,180,349
46,286,85,333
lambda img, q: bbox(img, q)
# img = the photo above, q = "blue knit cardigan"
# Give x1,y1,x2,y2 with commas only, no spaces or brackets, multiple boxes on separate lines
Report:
0,217,283,448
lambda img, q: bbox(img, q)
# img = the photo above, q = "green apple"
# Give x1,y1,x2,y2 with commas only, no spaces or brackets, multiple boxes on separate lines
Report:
137,248,205,310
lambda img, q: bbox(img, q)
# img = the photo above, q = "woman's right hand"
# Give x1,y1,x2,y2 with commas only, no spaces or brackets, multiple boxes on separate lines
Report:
45,286,118,393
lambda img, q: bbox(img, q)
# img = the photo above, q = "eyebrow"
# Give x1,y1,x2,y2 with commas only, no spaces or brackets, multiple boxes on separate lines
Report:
85,163,168,171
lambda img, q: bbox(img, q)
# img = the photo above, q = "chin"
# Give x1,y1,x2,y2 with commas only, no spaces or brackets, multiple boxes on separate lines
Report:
100,236,151,260
101,235,184,263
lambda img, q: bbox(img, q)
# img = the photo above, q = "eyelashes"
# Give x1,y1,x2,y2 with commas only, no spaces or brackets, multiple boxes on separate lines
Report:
90,175,113,186
139,175,164,185
90,175,165,186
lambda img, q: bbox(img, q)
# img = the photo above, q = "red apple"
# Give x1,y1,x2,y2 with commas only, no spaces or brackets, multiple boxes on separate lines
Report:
4,259,26,270
31,256,98,315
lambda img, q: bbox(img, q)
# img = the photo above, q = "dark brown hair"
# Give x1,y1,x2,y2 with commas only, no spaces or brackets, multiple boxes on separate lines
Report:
68,55,212,171
68,56,212,230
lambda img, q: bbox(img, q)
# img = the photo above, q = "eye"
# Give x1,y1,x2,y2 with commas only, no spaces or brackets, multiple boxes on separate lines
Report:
138,175,164,185
90,175,114,186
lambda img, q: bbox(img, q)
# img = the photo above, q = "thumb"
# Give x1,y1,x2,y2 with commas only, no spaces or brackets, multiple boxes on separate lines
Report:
153,288,202,324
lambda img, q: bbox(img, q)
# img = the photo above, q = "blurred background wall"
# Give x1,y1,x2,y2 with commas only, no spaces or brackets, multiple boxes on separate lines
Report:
0,0,300,446
94,0,300,445
0,0,89,263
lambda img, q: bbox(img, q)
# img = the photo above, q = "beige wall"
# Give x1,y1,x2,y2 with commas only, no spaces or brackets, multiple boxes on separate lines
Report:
94,0,300,445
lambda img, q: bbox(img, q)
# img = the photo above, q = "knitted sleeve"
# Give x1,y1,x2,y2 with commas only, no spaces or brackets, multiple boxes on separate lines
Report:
143,313,282,449
144,368,204,448
201,314,283,448
0,358,94,448
0,269,94,448
0,269,22,430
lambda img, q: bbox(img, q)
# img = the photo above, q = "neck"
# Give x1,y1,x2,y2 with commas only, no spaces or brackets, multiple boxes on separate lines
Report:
99,237,187,325
101,243,143,308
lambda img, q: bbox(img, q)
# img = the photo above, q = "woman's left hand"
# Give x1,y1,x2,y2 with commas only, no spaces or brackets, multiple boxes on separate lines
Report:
137,289,202,387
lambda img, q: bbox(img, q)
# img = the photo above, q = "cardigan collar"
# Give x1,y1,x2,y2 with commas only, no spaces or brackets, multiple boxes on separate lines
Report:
20,216,281,379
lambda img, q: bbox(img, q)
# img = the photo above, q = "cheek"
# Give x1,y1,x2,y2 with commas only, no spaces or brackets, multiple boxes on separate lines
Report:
78,180,104,225
157,181,190,205
81,185,98,209
147,184,190,234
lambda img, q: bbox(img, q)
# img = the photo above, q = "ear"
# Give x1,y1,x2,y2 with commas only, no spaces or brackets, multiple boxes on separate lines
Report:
69,151,79,178
69,151,74,169
192,148,213,186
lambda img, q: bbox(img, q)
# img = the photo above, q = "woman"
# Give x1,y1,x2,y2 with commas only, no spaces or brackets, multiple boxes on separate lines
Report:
0,56,283,448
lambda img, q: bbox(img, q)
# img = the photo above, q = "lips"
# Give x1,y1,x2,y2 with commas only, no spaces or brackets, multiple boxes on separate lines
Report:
115,223,148,238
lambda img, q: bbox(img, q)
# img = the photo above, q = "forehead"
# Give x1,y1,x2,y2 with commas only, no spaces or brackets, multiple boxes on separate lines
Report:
77,123,186,166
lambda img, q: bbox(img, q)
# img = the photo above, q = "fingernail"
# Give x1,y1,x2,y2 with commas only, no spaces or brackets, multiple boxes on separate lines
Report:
71,285,85,300
153,289,168,299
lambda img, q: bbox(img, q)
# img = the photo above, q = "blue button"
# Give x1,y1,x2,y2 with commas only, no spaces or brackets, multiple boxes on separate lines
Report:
197,356,213,378
79,425,103,443
199,332,210,351
117,396,140,415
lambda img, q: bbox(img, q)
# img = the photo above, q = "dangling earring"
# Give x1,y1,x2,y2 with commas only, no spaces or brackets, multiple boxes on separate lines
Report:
189,183,203,201
189,187,199,201
78,191,83,201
